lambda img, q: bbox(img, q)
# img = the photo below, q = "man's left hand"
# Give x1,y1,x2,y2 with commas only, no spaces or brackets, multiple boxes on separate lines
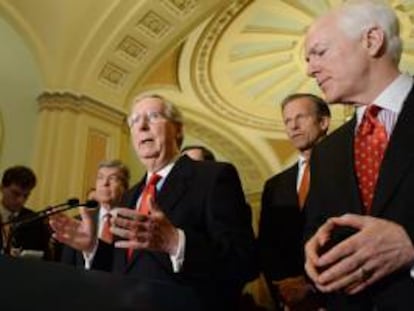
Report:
110,199,179,255
305,214,414,294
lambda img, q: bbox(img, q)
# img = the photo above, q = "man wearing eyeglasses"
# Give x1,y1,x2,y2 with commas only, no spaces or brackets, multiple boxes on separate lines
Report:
50,93,257,310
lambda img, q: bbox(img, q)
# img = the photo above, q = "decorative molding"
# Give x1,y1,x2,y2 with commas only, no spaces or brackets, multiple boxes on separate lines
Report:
161,0,198,16
37,92,128,127
191,0,414,132
98,62,129,89
116,36,148,64
192,0,285,131
136,11,171,39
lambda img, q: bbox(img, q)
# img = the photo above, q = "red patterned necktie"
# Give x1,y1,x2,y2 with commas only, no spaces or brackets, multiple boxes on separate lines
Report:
354,105,388,213
100,213,112,243
127,173,161,262
298,161,310,209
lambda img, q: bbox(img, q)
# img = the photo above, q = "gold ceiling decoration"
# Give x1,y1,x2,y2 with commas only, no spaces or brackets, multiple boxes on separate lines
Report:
192,0,414,132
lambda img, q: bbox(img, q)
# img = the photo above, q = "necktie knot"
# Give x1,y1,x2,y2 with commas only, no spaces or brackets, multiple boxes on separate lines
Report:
148,173,161,187
359,105,381,136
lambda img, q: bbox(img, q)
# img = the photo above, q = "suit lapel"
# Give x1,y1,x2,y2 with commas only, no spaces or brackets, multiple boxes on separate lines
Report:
156,156,192,215
286,164,301,207
327,117,363,214
125,156,192,270
372,89,414,215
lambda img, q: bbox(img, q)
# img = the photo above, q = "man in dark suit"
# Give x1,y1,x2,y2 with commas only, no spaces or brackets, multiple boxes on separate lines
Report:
303,1,414,309
0,165,50,258
60,159,130,268
181,145,216,161
258,93,330,310
50,93,257,310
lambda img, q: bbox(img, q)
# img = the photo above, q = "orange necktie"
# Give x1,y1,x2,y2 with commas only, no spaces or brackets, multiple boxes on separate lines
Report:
127,173,161,262
298,161,310,209
354,105,388,213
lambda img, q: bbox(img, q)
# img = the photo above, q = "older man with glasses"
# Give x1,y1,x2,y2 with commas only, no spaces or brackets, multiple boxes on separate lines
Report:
50,93,257,310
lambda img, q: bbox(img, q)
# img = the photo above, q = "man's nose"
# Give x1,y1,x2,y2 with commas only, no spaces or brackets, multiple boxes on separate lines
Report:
306,58,319,78
136,116,150,130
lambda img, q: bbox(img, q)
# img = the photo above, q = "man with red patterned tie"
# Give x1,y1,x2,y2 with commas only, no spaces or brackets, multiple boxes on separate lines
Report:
258,93,330,310
50,93,257,310
303,1,414,309
60,159,129,268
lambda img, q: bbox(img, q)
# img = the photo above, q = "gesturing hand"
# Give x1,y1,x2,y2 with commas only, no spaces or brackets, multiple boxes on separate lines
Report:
49,206,97,252
110,198,179,255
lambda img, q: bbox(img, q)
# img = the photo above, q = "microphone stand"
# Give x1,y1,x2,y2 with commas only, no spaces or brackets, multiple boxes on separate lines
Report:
0,199,98,256
0,198,80,228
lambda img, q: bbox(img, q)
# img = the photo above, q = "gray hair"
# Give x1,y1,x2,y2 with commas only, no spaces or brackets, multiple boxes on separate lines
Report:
131,93,183,124
98,159,130,189
337,0,402,65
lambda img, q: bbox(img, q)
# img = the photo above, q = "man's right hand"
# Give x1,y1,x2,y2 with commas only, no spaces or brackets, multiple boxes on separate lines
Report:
273,275,315,308
49,206,97,252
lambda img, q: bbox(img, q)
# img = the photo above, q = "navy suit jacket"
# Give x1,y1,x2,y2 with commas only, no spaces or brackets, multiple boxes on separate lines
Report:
304,86,414,310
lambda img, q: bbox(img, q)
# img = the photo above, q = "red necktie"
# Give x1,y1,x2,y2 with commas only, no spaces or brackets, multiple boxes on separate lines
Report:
127,173,161,262
298,161,310,209
100,213,112,243
354,105,388,213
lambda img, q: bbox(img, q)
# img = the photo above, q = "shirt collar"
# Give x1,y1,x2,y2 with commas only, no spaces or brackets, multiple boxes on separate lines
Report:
298,155,307,166
356,73,413,121
146,159,176,183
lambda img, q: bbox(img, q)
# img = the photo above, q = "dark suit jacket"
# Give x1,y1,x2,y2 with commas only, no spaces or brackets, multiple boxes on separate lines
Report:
259,164,304,282
304,86,414,310
5,207,50,258
92,155,257,309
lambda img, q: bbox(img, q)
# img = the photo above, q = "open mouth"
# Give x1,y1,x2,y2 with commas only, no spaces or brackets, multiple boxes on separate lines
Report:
140,138,154,144
291,133,303,139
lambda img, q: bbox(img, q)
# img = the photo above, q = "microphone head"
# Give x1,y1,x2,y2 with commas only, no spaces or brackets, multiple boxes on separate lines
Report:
84,200,99,208
67,198,80,206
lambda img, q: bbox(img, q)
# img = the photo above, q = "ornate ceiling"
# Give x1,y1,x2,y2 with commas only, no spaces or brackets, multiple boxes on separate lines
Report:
1,0,414,195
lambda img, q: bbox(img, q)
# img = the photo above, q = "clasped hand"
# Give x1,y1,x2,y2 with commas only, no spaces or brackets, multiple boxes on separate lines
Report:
305,214,414,294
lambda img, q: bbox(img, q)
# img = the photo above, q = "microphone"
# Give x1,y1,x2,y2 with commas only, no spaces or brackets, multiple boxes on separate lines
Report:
1,199,98,228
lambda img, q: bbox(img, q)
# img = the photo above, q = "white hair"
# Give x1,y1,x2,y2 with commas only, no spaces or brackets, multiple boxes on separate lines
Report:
337,0,402,64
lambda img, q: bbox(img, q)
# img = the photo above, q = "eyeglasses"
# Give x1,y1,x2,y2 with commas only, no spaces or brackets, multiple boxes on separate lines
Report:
127,111,168,127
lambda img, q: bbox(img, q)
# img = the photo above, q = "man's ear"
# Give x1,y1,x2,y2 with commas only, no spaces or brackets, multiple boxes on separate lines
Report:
320,116,330,133
175,123,184,148
363,25,385,57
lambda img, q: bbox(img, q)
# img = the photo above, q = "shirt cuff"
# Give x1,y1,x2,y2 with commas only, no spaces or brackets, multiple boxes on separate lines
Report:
169,228,185,273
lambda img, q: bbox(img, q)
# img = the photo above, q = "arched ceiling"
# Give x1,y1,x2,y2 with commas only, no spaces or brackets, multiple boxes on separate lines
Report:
1,0,414,194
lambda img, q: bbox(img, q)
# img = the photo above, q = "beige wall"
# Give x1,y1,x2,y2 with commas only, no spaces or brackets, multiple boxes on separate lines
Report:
0,17,41,171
